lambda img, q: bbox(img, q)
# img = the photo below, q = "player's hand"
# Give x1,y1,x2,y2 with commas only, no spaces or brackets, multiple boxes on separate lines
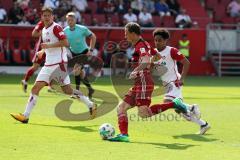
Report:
86,50,92,56
129,71,138,79
36,49,45,59
174,80,184,87
35,21,44,31
41,43,49,49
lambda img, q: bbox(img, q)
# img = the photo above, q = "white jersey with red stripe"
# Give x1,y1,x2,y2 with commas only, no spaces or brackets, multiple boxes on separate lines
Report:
42,22,67,66
154,46,184,83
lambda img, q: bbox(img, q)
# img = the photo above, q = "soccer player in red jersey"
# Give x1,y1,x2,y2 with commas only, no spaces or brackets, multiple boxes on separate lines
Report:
21,21,46,93
109,22,189,142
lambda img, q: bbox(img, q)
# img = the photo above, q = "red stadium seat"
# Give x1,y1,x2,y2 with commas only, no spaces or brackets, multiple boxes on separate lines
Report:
0,52,9,64
81,14,92,26
152,16,161,27
94,14,107,25
161,16,175,27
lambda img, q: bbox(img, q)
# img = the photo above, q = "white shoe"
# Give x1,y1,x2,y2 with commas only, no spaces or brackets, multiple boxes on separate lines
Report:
197,122,211,135
190,104,201,119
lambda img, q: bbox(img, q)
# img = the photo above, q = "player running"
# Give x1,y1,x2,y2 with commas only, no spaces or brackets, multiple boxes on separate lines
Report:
63,12,96,99
108,22,191,142
21,21,54,93
11,7,96,123
152,28,210,135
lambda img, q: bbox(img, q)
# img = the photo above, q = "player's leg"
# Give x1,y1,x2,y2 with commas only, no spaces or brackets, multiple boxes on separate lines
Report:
60,75,97,119
81,76,95,99
11,81,47,123
108,101,132,142
22,63,40,93
163,84,210,135
75,75,81,90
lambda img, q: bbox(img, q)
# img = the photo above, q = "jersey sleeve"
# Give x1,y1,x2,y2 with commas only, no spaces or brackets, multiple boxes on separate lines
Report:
170,47,185,61
82,26,92,37
53,25,67,40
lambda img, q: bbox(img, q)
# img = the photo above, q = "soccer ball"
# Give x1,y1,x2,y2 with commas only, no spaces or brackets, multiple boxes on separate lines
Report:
99,123,115,140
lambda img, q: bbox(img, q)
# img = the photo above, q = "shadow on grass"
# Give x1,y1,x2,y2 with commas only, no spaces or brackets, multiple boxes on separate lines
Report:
28,123,98,132
130,141,198,150
173,134,218,142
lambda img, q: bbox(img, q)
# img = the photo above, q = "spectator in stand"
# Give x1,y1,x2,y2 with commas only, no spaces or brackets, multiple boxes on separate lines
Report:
166,0,180,16
175,8,192,28
103,0,116,16
59,0,72,12
0,4,7,23
23,1,38,24
138,7,154,27
91,18,100,26
72,6,81,24
131,0,143,15
17,16,31,26
72,0,90,13
44,0,59,9
115,0,127,15
155,0,171,17
227,0,240,17
8,2,24,24
58,16,68,28
143,0,155,14
123,8,137,24
103,17,114,27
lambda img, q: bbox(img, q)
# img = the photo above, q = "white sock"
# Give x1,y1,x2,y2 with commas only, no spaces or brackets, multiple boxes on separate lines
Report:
73,89,93,109
23,93,38,118
182,114,206,126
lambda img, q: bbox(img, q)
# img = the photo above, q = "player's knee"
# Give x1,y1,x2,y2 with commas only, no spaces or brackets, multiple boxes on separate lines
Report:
117,103,129,114
62,86,73,95
31,85,40,95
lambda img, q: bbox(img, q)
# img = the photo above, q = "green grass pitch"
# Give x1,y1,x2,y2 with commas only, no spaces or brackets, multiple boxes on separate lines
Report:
0,75,240,160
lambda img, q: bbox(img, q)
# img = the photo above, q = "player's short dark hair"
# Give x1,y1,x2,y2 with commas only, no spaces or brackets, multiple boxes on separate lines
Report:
125,22,141,35
153,28,170,40
41,7,53,14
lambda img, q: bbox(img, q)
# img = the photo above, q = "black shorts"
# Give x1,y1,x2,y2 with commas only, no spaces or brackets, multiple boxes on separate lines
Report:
71,49,89,57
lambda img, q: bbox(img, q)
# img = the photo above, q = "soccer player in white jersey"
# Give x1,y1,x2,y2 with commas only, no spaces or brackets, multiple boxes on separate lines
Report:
152,28,210,135
10,7,96,123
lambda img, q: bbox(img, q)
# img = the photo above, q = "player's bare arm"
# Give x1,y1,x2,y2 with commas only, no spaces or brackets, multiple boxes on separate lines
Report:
179,57,190,83
41,39,69,49
88,33,96,55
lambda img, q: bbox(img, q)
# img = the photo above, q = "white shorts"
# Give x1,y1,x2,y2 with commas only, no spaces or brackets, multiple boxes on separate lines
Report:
36,63,70,86
163,82,183,100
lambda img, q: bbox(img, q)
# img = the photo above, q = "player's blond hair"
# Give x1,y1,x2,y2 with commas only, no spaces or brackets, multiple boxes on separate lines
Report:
66,12,76,19
41,7,53,14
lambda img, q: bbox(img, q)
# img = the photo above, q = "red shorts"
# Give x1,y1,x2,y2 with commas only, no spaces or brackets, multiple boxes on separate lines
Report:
32,53,46,64
124,72,154,107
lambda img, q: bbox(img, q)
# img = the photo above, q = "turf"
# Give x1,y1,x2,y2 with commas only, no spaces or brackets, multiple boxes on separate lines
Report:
0,75,240,160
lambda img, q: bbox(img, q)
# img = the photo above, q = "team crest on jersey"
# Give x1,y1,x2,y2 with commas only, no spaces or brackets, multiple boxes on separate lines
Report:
59,32,64,36
140,48,146,53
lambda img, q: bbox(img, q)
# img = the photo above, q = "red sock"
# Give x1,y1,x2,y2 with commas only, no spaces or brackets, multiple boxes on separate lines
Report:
149,102,174,115
118,113,128,135
24,67,35,82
